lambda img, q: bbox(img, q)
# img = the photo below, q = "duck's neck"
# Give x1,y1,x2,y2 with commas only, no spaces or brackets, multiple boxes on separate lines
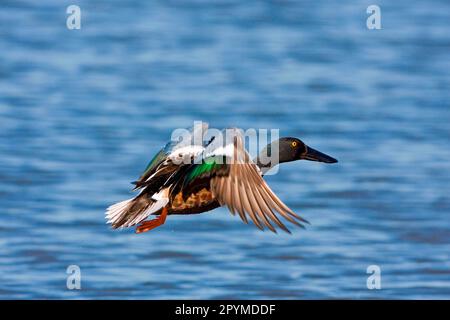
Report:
254,139,293,175
254,158,273,176
254,147,278,176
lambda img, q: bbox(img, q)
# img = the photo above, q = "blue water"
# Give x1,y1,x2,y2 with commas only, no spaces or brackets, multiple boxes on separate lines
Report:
0,0,449,299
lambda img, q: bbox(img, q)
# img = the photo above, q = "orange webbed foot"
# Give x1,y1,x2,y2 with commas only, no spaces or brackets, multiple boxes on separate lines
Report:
135,207,168,234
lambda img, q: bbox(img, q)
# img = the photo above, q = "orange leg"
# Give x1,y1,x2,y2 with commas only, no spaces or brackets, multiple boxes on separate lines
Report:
135,207,168,234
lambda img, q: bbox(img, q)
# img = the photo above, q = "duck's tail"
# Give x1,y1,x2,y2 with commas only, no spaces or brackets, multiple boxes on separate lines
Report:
105,189,170,229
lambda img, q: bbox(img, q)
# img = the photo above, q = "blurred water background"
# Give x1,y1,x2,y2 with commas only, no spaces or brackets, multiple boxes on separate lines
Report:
0,0,449,299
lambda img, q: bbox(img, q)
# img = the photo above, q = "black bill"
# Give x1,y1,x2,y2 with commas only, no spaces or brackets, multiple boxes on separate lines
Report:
303,146,338,163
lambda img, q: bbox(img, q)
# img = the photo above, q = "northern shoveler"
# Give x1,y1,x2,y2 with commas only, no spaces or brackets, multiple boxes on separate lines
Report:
106,124,337,234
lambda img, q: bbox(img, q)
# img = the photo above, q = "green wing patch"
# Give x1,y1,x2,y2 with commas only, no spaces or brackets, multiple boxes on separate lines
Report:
185,156,227,184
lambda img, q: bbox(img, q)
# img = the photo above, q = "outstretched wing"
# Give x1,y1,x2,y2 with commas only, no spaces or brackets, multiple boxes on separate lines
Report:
181,130,308,233
133,147,170,189
133,122,209,190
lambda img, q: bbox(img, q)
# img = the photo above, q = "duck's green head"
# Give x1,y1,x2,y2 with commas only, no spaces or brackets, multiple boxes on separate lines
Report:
257,137,337,169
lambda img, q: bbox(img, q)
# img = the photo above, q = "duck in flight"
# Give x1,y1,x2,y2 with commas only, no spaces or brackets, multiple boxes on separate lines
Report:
106,125,337,234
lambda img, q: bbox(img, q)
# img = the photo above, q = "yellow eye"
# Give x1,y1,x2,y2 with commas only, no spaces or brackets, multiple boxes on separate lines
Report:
291,141,297,148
